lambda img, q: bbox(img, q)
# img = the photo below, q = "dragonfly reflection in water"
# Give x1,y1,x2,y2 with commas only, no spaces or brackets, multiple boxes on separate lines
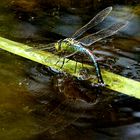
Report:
29,7,127,85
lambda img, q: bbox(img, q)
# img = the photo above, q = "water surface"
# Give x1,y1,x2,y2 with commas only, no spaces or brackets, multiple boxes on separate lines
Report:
0,4,140,140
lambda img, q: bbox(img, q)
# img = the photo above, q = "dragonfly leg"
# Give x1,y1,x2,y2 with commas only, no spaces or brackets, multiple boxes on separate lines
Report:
74,61,77,73
73,55,85,74
60,58,66,69
64,51,78,58
55,56,61,65
62,51,79,73
64,57,78,73
66,59,70,63
63,56,77,73
55,55,66,69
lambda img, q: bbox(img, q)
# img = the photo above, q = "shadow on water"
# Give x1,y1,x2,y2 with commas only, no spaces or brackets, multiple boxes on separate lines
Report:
0,2,140,140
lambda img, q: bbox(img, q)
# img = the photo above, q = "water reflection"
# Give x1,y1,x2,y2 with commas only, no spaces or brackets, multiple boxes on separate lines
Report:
0,4,140,140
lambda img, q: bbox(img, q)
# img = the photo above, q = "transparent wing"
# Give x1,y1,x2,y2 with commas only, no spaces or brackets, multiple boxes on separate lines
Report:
79,21,128,46
26,42,56,52
71,6,112,39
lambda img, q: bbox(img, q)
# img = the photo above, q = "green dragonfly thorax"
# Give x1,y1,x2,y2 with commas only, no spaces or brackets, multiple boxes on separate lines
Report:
54,38,104,83
55,38,81,53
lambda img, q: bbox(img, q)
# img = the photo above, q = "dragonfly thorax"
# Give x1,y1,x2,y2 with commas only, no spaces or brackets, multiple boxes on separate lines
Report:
55,38,82,53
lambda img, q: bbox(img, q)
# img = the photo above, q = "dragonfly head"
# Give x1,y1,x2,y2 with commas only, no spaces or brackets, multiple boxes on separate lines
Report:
55,38,75,52
54,39,63,52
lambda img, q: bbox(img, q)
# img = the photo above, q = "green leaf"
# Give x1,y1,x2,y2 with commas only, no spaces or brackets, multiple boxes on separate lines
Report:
0,36,140,99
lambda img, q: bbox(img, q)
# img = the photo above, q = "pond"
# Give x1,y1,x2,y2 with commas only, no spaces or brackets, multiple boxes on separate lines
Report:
0,2,140,140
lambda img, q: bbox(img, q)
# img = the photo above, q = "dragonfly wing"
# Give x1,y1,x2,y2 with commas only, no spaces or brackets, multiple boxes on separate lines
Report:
63,51,79,58
26,42,56,52
71,6,112,39
79,21,128,46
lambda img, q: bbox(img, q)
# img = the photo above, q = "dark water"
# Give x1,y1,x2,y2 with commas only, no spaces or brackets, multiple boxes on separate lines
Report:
0,3,140,140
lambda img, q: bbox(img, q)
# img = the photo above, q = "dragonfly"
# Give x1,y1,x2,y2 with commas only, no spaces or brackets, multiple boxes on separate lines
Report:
28,6,127,85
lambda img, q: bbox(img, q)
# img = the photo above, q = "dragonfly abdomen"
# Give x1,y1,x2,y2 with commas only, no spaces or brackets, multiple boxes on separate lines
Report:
82,48,104,83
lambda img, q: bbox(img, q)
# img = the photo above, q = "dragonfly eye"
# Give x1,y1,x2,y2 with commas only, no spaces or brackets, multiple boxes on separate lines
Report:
55,39,62,51
63,40,71,46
